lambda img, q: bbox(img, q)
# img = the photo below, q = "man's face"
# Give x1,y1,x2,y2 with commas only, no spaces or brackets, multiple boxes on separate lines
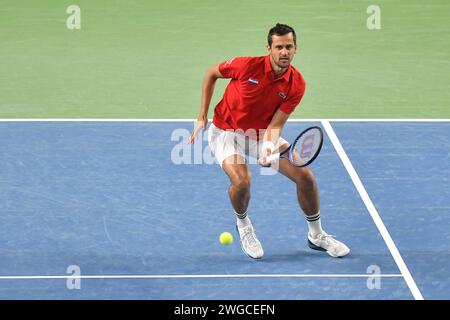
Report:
267,33,297,69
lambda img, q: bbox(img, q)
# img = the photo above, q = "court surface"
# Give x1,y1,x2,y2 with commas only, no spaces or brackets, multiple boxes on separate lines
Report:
0,120,448,300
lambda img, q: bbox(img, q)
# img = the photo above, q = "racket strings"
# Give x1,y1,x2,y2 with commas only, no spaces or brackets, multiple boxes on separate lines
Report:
290,127,322,166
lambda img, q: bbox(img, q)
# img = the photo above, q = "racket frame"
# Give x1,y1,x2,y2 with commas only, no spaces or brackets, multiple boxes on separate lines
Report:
266,126,323,167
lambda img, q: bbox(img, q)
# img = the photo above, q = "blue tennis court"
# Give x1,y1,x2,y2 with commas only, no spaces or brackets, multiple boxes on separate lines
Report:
0,120,448,299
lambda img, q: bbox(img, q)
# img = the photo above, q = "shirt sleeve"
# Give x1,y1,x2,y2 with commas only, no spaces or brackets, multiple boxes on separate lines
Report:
218,57,250,79
279,86,305,114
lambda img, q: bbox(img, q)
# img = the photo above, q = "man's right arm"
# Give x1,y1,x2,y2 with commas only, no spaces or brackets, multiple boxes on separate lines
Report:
199,65,223,122
188,64,223,144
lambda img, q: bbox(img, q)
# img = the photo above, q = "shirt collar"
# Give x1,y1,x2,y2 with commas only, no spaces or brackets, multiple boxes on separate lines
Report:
264,55,292,81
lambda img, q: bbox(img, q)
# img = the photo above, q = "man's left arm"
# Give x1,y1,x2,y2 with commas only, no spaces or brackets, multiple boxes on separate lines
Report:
258,108,290,167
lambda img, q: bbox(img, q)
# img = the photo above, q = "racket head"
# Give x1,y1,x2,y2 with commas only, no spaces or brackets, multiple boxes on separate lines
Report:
288,126,323,167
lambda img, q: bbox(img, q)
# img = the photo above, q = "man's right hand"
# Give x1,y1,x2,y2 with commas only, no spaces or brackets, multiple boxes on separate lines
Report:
188,115,208,144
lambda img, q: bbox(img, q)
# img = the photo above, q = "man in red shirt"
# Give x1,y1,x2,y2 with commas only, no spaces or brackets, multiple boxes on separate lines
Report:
189,23,349,260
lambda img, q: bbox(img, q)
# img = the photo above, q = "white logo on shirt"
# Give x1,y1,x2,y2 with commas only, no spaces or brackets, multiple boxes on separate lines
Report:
224,58,235,66
248,78,259,85
279,92,286,99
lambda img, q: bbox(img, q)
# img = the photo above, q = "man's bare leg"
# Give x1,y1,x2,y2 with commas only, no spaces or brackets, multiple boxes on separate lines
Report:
222,154,264,259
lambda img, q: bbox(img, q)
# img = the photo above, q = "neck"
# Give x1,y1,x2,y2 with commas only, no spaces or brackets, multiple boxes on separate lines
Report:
269,56,288,78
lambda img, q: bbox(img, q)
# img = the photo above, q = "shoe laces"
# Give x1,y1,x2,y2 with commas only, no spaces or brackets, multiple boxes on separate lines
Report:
317,233,337,244
242,226,259,247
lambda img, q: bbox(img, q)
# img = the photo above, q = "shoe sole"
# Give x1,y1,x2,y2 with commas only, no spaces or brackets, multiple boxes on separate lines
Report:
308,239,341,258
236,226,263,260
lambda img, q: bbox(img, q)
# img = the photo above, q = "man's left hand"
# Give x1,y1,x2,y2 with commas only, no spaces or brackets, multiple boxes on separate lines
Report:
258,149,272,167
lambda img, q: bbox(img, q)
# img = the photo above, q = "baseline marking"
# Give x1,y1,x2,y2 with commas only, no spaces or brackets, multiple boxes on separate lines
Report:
0,274,403,280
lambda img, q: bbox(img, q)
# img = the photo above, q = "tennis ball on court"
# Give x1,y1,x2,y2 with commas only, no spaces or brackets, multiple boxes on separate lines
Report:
219,232,233,245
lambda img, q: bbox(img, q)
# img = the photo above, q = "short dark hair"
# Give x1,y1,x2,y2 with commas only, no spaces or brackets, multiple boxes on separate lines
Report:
267,23,296,47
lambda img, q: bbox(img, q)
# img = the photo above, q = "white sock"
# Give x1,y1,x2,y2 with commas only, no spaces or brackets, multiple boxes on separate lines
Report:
234,210,251,228
306,211,324,237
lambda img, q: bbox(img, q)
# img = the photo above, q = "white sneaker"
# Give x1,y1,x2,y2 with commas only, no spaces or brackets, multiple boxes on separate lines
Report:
308,232,350,258
236,224,264,259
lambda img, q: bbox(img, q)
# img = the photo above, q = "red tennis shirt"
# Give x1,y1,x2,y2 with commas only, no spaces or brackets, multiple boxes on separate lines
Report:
213,55,306,137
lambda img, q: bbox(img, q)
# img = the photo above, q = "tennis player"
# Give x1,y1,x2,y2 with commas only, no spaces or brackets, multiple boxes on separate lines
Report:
189,23,349,259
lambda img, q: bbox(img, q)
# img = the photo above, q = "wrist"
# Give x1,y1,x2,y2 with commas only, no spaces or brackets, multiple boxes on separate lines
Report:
262,141,275,154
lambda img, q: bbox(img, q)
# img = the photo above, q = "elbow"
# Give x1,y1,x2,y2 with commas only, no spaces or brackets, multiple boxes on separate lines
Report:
206,65,222,80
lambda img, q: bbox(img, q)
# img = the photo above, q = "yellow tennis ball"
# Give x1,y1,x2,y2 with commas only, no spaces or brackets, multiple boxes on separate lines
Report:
219,232,233,245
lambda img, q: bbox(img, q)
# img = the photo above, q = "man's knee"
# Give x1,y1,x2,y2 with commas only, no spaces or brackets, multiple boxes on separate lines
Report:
231,173,251,193
295,168,316,190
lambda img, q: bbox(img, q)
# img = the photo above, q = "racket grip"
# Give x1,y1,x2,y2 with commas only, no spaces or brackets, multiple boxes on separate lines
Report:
266,153,280,162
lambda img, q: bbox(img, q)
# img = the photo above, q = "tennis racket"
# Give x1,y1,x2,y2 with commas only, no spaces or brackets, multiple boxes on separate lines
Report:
266,126,323,167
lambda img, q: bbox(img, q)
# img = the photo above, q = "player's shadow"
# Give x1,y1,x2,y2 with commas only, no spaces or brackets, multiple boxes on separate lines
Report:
261,249,333,263
262,248,358,263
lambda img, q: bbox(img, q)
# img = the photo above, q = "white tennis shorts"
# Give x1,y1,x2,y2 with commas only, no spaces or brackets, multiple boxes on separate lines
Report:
208,123,289,167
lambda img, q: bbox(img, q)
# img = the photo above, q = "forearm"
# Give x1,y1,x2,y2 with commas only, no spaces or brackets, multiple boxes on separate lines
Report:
262,125,282,152
188,65,223,144
262,109,290,153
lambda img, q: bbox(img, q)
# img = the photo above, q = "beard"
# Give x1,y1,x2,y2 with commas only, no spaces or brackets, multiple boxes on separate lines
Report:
275,57,291,69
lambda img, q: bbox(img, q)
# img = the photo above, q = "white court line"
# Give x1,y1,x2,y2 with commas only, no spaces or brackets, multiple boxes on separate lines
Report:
0,274,403,280
0,118,449,122
321,120,424,300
